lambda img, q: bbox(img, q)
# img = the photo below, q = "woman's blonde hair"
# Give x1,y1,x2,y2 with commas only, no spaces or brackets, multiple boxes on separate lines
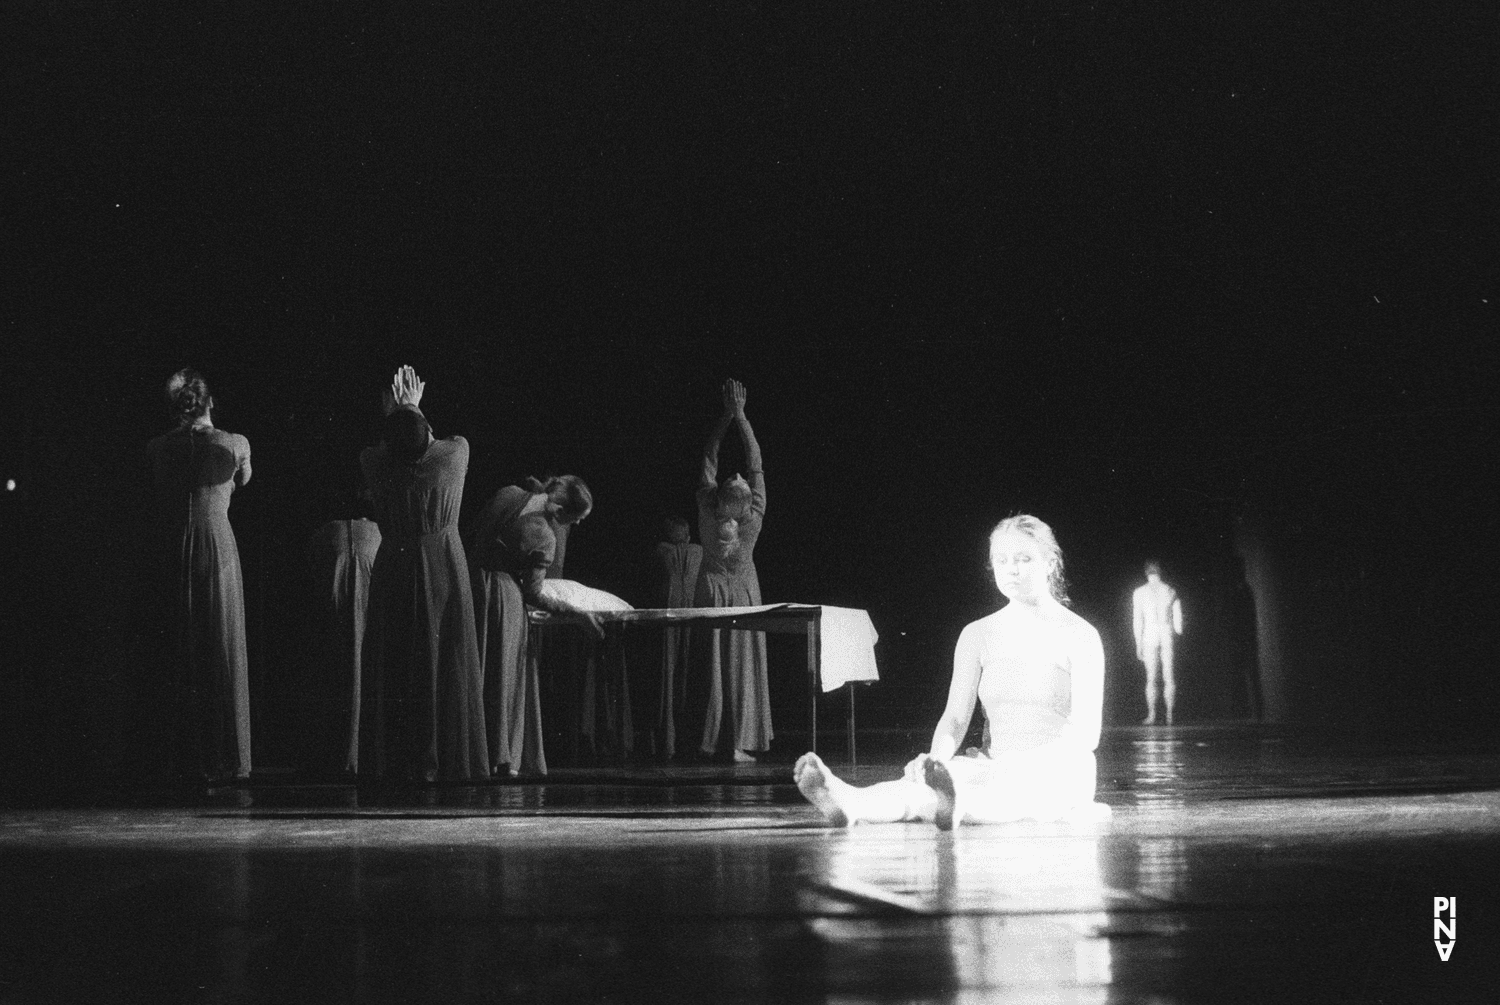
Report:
990,514,1070,605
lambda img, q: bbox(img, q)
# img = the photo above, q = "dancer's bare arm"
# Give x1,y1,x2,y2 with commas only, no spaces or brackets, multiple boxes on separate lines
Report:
1055,622,1105,754
924,623,984,764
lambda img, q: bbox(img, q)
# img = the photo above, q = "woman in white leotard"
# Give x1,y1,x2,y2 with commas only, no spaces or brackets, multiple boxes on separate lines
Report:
795,514,1108,829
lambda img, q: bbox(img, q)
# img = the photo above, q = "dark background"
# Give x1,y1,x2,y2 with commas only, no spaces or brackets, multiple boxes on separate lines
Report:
3,2,1496,793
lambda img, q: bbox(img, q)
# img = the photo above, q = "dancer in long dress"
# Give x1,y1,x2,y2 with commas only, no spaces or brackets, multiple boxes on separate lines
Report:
307,479,381,776
795,515,1108,829
693,379,771,762
1227,553,1262,722
359,366,488,783
146,369,253,783
468,475,601,776
654,516,702,758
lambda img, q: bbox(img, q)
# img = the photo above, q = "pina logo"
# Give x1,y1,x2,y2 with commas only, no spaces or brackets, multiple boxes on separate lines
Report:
1433,897,1456,961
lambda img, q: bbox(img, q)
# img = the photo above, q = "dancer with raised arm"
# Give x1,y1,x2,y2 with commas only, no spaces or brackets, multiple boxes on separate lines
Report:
795,515,1107,829
359,366,488,783
468,475,602,777
146,369,253,784
692,379,771,762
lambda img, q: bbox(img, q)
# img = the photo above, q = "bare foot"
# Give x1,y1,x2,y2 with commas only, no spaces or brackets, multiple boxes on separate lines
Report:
733,750,757,763
920,756,960,831
794,752,849,827
1142,714,1158,726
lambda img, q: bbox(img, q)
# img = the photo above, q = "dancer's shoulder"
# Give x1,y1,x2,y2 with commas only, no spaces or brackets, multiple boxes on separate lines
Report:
434,434,468,456
1057,607,1102,647
965,608,1007,630
958,609,1008,644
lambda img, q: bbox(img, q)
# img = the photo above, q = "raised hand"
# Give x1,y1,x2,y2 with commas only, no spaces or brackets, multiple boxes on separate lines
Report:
390,365,426,409
722,378,747,418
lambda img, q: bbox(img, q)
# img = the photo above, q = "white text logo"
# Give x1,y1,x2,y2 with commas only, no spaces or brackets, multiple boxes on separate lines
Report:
1434,897,1456,961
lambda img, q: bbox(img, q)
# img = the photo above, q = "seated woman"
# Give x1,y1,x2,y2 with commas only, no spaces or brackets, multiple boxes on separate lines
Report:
795,514,1108,829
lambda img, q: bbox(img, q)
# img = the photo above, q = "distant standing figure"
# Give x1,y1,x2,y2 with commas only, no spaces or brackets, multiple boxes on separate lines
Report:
308,505,381,775
654,516,703,758
468,475,600,776
359,366,488,782
1133,560,1184,725
1227,553,1262,722
693,379,771,762
146,368,253,783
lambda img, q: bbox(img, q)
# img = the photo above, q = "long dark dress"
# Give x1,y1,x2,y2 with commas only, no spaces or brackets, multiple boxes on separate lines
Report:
146,423,253,781
359,430,488,782
655,541,702,758
308,518,381,774
467,486,559,776
693,418,772,754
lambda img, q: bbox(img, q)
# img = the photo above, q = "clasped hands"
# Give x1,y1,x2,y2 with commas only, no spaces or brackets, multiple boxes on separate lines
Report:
721,378,747,418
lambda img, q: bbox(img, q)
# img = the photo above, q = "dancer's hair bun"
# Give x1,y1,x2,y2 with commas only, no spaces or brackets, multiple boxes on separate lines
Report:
167,368,211,422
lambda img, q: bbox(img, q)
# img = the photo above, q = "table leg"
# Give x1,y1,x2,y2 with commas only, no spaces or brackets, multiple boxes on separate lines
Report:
846,682,857,768
807,618,818,754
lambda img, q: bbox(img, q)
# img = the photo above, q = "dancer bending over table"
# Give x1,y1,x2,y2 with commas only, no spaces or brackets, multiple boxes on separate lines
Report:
795,514,1107,829
468,474,603,777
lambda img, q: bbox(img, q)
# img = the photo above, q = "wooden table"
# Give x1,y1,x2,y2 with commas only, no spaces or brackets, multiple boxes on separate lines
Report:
528,604,876,761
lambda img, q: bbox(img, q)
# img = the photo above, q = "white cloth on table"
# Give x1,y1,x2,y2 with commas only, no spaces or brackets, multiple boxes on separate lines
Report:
817,605,880,692
537,578,635,612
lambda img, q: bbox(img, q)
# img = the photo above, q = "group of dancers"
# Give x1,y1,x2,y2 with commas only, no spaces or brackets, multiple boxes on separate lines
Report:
149,367,773,786
151,365,1111,827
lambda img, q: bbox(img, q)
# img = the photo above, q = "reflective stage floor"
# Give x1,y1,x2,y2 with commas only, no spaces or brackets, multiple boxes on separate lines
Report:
3,726,1498,1003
